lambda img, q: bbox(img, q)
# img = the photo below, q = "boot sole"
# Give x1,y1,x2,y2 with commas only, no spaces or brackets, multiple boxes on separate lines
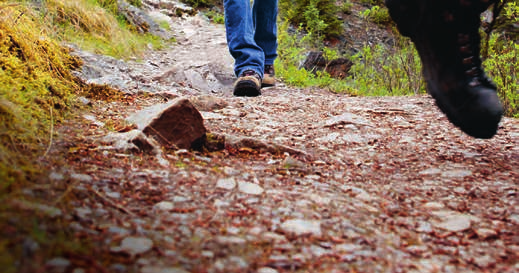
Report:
233,80,261,97
428,81,503,139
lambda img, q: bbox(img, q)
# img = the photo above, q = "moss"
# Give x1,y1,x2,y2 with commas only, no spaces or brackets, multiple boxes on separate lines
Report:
45,0,166,59
82,83,125,102
0,1,171,270
0,3,82,187
0,0,169,185
204,133,225,152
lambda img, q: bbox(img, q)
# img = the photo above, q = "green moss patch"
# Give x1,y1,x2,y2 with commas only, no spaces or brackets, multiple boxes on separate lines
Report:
0,3,82,187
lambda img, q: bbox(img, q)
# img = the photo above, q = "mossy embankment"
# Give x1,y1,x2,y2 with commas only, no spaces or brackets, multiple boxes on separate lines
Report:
0,1,166,271
0,2,82,188
1,0,165,190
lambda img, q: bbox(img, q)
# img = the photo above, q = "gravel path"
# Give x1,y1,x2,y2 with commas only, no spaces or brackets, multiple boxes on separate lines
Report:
44,10,519,273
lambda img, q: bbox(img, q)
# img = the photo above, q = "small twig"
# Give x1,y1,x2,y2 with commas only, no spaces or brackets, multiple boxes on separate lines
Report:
90,187,137,217
13,11,24,24
0,3,19,11
42,106,54,158
53,181,78,205
145,126,176,148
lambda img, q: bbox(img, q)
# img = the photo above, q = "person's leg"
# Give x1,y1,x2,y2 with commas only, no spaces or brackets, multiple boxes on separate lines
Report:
224,0,264,78
253,0,278,87
386,0,503,139
253,0,278,66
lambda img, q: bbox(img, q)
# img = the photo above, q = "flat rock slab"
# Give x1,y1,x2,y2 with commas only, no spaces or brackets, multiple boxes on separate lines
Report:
111,236,154,256
280,219,322,237
127,98,206,149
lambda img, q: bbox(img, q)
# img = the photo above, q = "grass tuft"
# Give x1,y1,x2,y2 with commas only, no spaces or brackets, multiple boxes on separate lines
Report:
0,1,171,271
44,0,166,59
0,3,81,187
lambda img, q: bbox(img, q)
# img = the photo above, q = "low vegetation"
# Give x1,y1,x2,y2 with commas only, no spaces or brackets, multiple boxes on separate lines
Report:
1,0,168,187
275,1,425,96
483,0,519,117
276,0,519,117
347,38,424,96
180,0,219,8
0,3,79,189
279,0,343,39
1,3,83,271
0,1,169,271
46,0,164,59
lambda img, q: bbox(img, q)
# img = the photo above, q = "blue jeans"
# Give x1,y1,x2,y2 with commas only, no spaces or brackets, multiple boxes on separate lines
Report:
223,0,278,78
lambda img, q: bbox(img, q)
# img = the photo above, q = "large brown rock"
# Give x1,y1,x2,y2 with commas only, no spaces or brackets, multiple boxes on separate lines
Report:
127,98,207,150
302,51,353,79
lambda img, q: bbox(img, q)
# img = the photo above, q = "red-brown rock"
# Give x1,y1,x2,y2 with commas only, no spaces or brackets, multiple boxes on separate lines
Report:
128,98,207,150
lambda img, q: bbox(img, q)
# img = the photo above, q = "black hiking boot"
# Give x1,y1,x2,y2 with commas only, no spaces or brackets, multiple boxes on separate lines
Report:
386,0,503,139
233,70,262,97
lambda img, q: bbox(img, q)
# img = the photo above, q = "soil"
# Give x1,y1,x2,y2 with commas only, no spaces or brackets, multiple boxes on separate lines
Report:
14,3,519,273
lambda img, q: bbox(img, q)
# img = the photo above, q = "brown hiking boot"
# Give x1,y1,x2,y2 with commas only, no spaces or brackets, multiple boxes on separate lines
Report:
262,64,276,87
386,0,503,138
233,70,261,97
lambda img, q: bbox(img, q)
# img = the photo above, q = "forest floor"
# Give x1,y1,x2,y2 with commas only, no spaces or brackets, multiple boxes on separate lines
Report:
9,5,519,273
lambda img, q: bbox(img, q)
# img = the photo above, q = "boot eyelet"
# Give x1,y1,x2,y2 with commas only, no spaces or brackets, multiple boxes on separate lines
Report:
465,68,478,76
457,34,470,43
463,57,474,65
468,78,481,87
460,46,472,54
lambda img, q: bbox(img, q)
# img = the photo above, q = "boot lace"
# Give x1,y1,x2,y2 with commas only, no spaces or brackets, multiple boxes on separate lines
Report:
264,65,275,76
241,70,261,80
457,33,492,88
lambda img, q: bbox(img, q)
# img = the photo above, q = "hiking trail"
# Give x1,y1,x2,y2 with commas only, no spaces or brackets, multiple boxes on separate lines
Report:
38,6,519,273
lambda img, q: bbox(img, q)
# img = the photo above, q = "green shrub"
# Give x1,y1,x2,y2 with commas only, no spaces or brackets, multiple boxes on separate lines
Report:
204,10,224,24
359,0,384,6
279,0,342,39
347,37,425,96
180,0,218,8
481,0,519,117
276,21,328,87
341,2,353,14
359,5,391,26
302,2,329,44
276,19,424,96
485,35,519,117
276,21,352,92
276,21,312,84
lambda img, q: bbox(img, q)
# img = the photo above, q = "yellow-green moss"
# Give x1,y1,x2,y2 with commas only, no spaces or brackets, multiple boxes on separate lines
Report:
0,0,167,186
0,1,171,271
0,3,82,188
44,0,166,59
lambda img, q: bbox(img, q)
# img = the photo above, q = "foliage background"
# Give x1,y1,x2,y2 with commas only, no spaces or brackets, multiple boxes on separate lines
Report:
275,0,518,117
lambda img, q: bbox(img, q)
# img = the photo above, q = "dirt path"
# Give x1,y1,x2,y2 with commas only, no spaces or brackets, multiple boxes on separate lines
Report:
41,10,519,273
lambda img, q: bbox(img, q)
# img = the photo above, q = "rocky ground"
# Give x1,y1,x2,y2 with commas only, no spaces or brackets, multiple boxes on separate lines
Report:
21,3,519,273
